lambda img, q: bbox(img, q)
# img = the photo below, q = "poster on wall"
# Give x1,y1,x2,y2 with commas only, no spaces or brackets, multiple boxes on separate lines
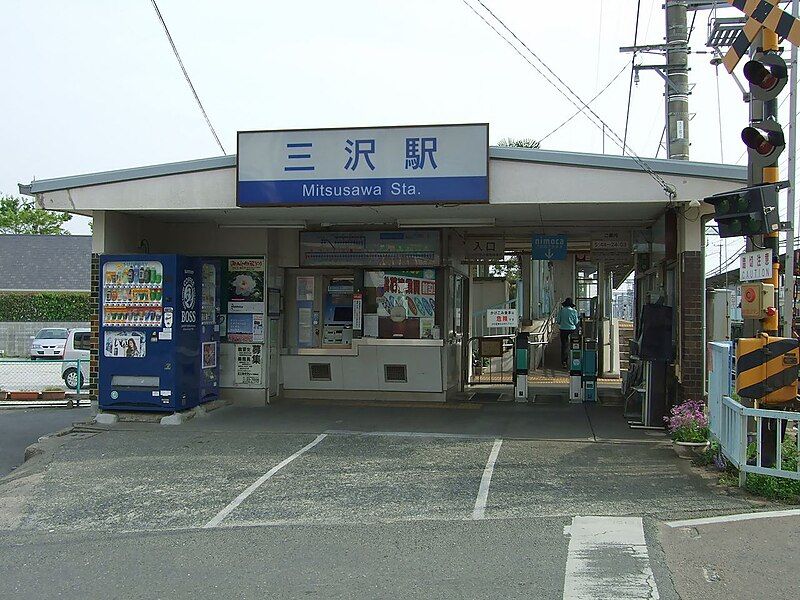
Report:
296,276,314,301
226,258,265,313
104,331,146,358
227,313,255,342
366,270,436,318
235,344,263,386
252,314,264,343
202,341,217,369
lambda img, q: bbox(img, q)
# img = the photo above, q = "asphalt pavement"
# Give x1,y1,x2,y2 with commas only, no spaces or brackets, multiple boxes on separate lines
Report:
0,400,796,599
0,407,93,477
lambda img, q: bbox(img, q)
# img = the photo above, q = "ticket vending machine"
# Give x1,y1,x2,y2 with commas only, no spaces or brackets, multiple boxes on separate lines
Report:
99,254,220,412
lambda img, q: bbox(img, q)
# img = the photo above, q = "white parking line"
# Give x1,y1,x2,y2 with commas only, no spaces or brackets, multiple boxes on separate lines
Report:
472,438,503,520
203,433,328,529
665,508,800,528
563,516,659,600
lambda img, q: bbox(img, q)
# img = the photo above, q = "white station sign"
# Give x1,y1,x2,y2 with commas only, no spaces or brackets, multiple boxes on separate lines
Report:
739,249,772,282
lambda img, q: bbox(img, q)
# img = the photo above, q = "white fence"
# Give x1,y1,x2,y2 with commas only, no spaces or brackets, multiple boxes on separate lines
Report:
707,341,800,485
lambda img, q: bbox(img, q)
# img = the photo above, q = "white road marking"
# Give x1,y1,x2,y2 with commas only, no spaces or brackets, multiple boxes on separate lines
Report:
562,516,659,600
665,508,800,528
472,438,503,520
324,429,497,440
203,433,328,529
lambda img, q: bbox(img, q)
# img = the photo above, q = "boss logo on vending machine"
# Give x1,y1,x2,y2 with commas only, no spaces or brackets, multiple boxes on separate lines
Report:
181,275,196,324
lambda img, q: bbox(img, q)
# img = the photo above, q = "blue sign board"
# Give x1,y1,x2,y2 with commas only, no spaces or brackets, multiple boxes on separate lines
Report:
236,124,489,206
532,234,567,260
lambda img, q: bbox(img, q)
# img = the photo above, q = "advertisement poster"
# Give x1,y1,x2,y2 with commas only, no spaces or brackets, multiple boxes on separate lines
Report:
202,341,217,369
104,331,146,358
296,276,314,301
299,230,442,267
235,344,263,386
226,258,265,314
252,314,264,343
227,313,254,342
366,270,436,319
352,292,363,332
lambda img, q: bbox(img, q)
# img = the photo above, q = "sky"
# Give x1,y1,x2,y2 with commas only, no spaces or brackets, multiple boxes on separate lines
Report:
1,0,795,264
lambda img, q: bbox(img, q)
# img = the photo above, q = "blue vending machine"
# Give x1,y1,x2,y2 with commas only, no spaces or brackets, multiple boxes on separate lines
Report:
99,254,220,412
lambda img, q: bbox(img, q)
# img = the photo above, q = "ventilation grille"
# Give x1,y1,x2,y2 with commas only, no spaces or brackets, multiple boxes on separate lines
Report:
384,364,408,383
309,363,332,381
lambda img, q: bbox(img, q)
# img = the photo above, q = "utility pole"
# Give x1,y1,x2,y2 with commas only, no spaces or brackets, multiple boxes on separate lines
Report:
620,1,691,160
783,0,799,337
666,0,691,160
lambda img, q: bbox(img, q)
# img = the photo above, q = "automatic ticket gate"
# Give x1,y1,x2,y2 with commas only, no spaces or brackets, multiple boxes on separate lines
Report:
568,317,599,403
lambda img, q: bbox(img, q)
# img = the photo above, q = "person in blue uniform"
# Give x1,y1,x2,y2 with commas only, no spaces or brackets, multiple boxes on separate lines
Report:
557,298,579,369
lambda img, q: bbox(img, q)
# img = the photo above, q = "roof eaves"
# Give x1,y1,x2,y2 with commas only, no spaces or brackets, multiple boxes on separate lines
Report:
488,147,747,181
20,155,236,195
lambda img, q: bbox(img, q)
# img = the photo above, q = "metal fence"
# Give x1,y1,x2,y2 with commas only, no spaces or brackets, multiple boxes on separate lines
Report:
0,359,89,406
707,341,800,485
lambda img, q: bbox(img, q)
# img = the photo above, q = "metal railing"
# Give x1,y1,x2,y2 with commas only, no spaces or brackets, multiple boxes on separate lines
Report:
528,302,561,371
0,358,89,405
707,341,800,485
465,335,515,385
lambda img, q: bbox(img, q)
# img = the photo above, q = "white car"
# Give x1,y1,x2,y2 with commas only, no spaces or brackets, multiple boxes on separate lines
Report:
30,328,69,359
61,328,91,390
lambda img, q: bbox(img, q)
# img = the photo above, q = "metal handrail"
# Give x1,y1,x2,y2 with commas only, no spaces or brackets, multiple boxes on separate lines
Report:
527,300,562,370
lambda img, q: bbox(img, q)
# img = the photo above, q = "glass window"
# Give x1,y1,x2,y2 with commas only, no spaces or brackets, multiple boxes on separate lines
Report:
74,332,91,351
36,329,68,339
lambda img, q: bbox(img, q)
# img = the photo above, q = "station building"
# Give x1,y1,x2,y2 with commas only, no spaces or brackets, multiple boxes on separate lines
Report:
19,124,745,415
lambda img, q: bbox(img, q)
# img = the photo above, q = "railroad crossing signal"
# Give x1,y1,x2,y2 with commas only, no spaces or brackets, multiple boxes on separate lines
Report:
703,183,782,238
723,0,800,73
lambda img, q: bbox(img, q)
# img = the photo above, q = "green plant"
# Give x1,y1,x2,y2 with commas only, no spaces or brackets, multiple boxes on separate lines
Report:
693,439,723,467
0,292,91,321
744,438,800,503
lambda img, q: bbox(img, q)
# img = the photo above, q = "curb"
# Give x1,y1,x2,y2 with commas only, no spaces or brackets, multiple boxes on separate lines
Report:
94,397,232,427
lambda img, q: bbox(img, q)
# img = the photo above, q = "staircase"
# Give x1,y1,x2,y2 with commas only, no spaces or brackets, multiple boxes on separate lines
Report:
618,320,635,377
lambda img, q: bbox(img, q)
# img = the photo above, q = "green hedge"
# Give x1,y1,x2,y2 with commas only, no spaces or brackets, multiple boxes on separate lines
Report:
0,292,92,322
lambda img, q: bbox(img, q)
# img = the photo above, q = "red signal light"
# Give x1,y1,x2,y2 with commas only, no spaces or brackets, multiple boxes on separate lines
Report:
743,61,778,91
742,127,776,156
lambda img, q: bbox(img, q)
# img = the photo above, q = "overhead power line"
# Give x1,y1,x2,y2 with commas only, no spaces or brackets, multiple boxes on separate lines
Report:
623,0,642,154
462,0,676,200
540,62,630,143
150,0,227,155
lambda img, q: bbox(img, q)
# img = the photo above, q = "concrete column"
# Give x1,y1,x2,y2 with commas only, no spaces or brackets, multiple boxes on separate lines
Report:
520,255,532,325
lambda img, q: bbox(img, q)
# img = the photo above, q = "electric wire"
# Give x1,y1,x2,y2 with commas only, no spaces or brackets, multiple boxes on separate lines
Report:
462,0,677,199
150,0,227,155
539,62,630,143
623,0,643,154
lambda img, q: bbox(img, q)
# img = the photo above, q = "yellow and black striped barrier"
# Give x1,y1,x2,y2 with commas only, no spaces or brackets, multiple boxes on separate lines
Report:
736,334,799,403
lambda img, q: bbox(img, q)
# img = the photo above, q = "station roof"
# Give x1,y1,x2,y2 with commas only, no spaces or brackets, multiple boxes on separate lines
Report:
19,147,745,196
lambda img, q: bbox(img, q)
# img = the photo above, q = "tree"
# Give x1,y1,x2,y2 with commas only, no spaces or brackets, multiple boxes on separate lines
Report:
0,194,71,235
496,137,540,149
490,255,521,297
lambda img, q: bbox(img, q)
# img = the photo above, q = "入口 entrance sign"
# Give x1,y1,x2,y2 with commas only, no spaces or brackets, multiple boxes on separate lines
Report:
486,308,518,328
237,124,489,206
465,236,505,259
740,249,773,282
532,234,567,260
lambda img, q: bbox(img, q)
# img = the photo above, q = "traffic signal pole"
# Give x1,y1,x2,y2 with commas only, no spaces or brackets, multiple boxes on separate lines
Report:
762,29,780,337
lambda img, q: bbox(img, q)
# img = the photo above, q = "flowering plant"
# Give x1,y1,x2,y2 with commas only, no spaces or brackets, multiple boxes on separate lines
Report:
664,399,709,443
